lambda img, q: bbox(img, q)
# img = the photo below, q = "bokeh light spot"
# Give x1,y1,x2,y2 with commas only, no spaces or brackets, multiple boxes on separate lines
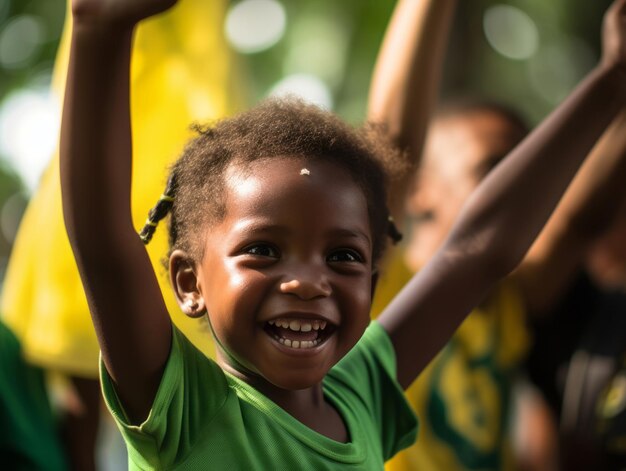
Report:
269,74,333,110
225,0,286,54
285,15,349,88
0,15,45,69
483,5,539,60
528,35,595,105
0,87,60,191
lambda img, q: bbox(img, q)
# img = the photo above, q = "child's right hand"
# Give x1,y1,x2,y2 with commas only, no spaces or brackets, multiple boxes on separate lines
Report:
602,0,626,70
71,0,177,27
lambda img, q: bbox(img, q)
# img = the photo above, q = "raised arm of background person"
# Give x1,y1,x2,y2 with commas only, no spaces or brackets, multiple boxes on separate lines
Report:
516,108,626,315
59,0,177,422
378,0,626,389
367,0,457,220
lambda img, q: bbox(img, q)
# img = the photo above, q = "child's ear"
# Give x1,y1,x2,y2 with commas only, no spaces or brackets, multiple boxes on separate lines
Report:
169,249,206,319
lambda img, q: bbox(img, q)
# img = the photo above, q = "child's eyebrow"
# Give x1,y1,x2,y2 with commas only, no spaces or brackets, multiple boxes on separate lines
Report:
230,219,289,236
325,228,372,246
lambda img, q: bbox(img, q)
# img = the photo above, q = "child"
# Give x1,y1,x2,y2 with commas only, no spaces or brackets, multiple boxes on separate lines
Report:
60,0,626,469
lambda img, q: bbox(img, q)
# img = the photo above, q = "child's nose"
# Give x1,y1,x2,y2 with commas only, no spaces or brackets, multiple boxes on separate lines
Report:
279,276,332,300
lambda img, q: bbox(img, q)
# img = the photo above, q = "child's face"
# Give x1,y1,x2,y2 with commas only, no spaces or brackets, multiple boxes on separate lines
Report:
587,200,626,288
193,156,374,390
405,111,520,271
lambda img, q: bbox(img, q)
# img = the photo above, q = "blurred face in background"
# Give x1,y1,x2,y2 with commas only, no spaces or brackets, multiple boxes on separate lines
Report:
586,199,626,289
404,107,527,272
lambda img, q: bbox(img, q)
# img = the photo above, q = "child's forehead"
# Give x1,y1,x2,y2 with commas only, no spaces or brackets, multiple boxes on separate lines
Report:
225,155,352,183
221,156,370,219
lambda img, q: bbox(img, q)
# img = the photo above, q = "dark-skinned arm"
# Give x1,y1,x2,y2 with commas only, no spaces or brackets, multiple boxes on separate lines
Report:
516,108,626,315
379,0,626,389
367,0,457,221
59,0,177,422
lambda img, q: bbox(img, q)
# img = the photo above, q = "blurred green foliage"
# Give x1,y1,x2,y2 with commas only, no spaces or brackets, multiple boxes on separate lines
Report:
0,0,65,103
0,0,617,127
0,161,26,282
235,0,614,124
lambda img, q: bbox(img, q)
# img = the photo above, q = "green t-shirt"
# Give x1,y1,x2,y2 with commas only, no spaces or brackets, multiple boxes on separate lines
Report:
0,321,67,470
101,321,417,470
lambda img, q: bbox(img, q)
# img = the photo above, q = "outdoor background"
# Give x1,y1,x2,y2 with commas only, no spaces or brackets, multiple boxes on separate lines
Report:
0,0,615,289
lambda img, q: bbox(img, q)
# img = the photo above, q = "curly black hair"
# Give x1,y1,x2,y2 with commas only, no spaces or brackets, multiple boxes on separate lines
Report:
140,97,406,265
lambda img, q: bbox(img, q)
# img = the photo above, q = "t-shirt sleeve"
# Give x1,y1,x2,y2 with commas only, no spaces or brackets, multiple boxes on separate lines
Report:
331,321,418,461
100,327,229,469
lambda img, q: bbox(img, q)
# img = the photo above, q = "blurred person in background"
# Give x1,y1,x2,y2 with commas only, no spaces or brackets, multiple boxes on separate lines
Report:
0,0,242,468
0,319,67,470
368,0,626,470
526,189,626,471
586,198,626,290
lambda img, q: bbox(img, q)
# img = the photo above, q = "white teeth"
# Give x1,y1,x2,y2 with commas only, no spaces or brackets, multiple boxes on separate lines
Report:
268,318,326,332
287,320,314,332
287,339,319,349
267,318,330,349
270,333,320,349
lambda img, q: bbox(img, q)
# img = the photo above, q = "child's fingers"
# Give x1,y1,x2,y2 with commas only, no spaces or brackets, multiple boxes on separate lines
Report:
602,0,626,68
610,0,626,14
606,0,626,28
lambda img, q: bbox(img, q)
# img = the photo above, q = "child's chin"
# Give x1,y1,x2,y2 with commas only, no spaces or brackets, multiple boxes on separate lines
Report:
268,370,328,391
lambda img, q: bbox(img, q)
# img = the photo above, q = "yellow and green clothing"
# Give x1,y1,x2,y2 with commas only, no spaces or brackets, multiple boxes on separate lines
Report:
0,321,67,470
372,248,530,471
101,322,418,470
0,0,243,376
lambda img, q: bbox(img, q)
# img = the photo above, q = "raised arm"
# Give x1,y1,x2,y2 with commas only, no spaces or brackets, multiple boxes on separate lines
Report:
516,108,626,315
379,0,626,388
60,0,176,421
367,0,457,220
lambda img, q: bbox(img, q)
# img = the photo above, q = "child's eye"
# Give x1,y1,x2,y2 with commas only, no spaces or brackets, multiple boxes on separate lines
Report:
244,244,279,258
327,249,364,263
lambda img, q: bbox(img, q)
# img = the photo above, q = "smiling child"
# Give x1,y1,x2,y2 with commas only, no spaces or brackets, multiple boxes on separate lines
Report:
60,0,626,469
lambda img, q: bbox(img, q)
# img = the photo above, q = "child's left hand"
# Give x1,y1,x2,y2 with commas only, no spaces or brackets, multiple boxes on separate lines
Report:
602,0,626,70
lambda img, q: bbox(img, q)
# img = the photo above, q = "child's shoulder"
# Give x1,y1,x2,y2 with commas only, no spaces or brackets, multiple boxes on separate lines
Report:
101,325,228,428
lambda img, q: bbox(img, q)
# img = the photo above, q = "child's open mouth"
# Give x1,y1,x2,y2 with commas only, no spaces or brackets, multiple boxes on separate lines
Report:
264,318,334,349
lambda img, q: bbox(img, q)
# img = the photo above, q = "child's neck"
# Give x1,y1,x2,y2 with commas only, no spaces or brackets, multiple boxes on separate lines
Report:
258,379,349,442
222,362,349,442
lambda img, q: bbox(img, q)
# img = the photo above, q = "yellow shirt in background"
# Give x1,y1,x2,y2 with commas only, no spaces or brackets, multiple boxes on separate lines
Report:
1,0,243,377
372,247,530,471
